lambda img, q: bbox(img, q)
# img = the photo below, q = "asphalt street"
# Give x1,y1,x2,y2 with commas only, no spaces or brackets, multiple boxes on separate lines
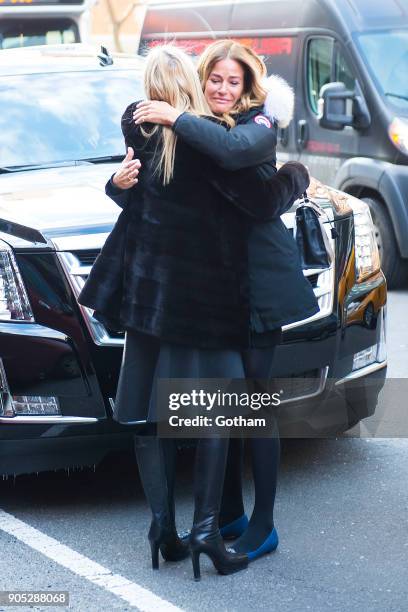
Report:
0,290,407,612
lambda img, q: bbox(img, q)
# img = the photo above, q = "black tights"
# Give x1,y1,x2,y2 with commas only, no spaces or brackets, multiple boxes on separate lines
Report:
219,344,280,551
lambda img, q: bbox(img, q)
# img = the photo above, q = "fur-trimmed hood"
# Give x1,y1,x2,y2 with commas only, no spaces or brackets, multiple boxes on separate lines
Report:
262,74,295,129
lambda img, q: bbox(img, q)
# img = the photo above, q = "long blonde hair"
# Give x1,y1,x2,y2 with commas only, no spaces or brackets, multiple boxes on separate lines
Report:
197,40,267,127
143,45,212,184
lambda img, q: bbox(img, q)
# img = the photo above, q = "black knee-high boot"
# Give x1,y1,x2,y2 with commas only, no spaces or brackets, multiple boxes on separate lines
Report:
180,436,246,544
189,436,248,581
134,434,189,568
160,437,179,531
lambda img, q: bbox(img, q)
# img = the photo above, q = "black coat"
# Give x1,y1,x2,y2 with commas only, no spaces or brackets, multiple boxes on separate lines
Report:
78,102,317,348
187,108,320,332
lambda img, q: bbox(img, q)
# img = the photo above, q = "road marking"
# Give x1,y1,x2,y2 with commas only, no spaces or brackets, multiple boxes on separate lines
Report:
0,508,182,612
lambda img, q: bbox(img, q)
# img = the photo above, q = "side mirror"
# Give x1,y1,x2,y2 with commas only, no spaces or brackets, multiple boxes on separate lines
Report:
318,82,371,131
318,82,354,130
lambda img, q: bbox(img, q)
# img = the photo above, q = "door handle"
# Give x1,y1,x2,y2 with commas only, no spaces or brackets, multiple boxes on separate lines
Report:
297,119,309,150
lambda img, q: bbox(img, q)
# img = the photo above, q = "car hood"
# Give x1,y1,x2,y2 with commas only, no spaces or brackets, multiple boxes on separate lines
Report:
0,163,121,248
0,162,352,249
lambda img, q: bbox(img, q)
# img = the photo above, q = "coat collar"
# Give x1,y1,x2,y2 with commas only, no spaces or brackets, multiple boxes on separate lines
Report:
233,75,295,129
262,74,295,129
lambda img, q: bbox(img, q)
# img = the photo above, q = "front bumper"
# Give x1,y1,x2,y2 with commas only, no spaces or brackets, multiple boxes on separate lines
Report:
0,428,135,478
0,306,387,474
0,239,387,474
277,360,387,437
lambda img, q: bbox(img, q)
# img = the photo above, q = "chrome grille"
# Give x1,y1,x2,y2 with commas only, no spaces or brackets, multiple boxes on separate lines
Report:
74,249,100,266
279,367,329,404
57,251,124,347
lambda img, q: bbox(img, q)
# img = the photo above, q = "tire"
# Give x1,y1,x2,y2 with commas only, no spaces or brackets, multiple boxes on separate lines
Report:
362,196,408,289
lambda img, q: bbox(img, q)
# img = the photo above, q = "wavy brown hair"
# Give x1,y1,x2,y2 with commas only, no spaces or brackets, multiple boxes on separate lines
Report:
197,39,267,127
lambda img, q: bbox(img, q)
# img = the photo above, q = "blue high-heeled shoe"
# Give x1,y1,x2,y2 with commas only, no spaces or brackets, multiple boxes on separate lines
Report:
219,514,249,540
246,528,279,561
231,527,279,561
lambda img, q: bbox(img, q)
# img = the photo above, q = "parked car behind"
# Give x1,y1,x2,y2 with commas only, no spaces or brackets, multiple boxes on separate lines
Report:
141,0,408,288
0,44,387,477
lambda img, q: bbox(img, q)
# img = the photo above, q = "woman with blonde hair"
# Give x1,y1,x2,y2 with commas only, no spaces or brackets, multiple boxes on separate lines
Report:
85,43,315,579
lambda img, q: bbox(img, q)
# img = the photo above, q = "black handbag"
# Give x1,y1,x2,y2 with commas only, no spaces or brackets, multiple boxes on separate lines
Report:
295,192,337,269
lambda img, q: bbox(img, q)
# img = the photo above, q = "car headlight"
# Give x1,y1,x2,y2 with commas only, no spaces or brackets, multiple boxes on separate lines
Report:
0,240,34,321
388,117,408,155
349,199,381,283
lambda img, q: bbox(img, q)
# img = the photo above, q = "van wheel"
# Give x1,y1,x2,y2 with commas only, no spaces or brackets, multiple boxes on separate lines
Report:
362,197,408,289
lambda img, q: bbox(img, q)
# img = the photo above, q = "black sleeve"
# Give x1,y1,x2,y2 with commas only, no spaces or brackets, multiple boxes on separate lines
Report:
105,174,133,210
105,101,148,210
173,113,277,170
121,101,146,150
212,161,310,221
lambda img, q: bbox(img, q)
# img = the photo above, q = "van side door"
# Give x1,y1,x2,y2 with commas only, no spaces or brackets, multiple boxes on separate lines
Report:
296,35,360,186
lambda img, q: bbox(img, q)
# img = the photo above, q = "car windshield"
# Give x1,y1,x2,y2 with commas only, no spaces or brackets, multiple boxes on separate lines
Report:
357,29,408,111
0,70,143,168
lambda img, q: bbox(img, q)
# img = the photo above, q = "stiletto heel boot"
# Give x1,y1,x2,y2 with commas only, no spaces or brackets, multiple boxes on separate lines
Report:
191,550,201,581
180,512,248,545
189,437,248,581
149,538,160,570
189,522,248,580
134,435,189,566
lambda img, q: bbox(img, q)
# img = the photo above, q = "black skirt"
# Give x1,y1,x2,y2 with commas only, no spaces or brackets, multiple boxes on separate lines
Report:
113,327,281,424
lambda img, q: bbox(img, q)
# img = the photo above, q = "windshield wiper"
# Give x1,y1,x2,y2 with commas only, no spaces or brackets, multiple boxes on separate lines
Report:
0,160,92,174
385,92,408,102
0,156,125,174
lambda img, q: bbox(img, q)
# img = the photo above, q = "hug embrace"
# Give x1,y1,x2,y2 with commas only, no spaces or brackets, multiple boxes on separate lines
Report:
78,40,319,580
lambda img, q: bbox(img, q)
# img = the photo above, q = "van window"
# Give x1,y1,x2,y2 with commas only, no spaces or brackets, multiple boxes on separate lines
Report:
357,29,408,111
334,50,355,92
346,0,405,19
307,38,356,114
307,38,334,114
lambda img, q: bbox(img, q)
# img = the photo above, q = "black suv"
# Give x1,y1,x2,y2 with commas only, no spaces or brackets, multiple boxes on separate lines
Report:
0,45,387,477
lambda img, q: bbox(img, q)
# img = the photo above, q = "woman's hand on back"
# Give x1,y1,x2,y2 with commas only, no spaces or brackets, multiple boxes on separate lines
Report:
133,101,181,126
112,147,141,190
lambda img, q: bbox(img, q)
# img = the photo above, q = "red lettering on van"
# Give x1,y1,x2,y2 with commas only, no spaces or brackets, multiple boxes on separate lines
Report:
143,37,293,57
307,140,341,154
145,38,215,55
239,37,293,55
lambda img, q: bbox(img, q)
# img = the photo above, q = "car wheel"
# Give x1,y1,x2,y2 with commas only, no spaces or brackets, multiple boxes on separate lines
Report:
362,196,408,289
